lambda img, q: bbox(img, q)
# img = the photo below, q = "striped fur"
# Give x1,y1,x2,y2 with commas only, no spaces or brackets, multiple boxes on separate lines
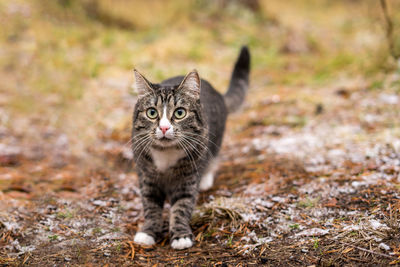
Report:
132,46,251,249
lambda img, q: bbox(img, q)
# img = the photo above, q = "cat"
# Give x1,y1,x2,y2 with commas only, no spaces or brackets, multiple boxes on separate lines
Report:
132,46,250,250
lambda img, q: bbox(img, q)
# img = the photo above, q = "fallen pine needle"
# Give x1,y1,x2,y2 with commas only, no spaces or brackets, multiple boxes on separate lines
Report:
127,241,135,260
342,247,353,254
340,242,396,260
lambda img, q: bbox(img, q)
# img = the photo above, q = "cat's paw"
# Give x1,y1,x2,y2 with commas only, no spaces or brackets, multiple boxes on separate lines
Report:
171,237,193,250
134,232,155,246
199,172,214,191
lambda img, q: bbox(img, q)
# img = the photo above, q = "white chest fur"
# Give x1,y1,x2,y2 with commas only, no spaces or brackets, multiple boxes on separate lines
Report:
149,148,185,172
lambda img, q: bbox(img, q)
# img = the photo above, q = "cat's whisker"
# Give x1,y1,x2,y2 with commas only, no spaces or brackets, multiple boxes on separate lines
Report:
132,135,152,156
178,140,200,178
132,135,150,150
180,131,219,147
179,137,210,160
180,129,217,138
131,133,150,147
136,138,153,161
177,132,211,154
180,135,214,158
179,138,203,158
123,132,149,150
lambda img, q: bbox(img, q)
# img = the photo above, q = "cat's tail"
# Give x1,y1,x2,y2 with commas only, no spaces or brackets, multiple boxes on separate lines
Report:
224,46,250,113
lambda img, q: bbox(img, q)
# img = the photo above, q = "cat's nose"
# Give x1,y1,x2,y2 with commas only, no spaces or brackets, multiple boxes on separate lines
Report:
160,126,170,135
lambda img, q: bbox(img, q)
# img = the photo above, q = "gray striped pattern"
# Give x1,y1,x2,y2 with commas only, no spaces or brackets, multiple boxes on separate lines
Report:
131,46,250,248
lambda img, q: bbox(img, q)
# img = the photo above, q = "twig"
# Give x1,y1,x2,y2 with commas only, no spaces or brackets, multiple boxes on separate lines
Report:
127,241,135,260
380,0,400,60
340,241,396,260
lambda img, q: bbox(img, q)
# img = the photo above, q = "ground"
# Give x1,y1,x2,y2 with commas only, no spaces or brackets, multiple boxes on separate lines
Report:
1,0,400,266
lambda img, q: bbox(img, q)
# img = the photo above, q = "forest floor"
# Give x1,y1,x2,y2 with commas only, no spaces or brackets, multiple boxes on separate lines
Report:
1,0,400,266
2,74,400,266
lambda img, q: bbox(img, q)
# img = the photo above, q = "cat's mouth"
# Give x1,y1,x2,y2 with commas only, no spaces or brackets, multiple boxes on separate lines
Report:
153,136,178,147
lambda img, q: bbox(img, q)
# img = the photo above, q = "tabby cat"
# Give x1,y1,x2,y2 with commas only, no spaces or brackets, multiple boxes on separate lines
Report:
132,46,250,250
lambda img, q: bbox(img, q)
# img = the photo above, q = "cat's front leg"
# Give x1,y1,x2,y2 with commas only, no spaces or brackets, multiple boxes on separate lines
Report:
169,187,197,250
134,183,165,246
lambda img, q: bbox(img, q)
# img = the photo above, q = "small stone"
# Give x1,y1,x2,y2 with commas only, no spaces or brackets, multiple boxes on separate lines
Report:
379,243,390,251
104,251,111,257
271,196,286,203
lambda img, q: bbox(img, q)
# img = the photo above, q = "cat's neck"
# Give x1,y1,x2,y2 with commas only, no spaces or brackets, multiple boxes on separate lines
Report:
149,147,185,172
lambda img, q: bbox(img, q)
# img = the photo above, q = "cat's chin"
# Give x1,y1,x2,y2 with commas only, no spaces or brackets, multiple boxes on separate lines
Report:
153,138,178,148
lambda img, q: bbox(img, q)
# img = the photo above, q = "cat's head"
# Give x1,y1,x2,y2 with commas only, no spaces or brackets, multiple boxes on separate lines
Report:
132,70,205,149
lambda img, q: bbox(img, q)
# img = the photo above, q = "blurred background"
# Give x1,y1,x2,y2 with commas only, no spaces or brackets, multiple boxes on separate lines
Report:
2,1,400,265
0,0,400,193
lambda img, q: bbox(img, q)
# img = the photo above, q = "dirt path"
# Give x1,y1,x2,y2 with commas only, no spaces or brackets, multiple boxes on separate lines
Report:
1,77,400,266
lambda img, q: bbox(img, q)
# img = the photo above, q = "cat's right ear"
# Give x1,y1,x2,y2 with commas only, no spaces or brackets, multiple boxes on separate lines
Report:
134,69,154,97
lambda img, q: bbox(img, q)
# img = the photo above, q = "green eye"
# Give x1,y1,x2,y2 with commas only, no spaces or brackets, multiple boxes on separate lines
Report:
146,108,158,119
174,108,186,119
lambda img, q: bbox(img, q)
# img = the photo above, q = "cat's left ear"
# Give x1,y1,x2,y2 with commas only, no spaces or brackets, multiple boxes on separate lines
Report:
177,70,201,97
134,69,154,97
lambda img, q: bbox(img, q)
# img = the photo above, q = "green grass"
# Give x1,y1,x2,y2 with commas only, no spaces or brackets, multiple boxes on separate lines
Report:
48,234,59,241
57,210,74,219
297,197,320,208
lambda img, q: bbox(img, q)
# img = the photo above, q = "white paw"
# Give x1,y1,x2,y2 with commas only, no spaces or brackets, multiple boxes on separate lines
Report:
134,232,155,246
199,172,214,191
171,237,193,250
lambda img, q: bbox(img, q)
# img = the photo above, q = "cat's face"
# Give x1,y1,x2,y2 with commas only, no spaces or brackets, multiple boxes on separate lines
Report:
132,70,205,149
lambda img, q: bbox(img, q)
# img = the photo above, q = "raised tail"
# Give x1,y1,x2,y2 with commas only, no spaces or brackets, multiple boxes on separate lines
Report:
224,46,250,113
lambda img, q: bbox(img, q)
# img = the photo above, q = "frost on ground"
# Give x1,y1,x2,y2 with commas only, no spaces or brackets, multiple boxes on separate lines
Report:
1,77,400,265
1,74,400,265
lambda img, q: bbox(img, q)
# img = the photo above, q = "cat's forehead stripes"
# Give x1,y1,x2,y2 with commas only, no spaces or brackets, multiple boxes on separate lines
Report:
153,87,176,106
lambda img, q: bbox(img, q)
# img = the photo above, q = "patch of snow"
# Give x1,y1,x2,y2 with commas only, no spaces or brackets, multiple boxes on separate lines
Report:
379,93,398,105
92,200,108,207
242,231,273,247
251,138,268,151
363,114,381,124
241,213,261,223
243,183,265,196
351,181,367,188
97,232,127,241
254,198,274,208
379,242,391,251
295,228,329,237
271,196,286,203
338,186,356,194
1,221,21,232
0,143,21,156
369,219,389,230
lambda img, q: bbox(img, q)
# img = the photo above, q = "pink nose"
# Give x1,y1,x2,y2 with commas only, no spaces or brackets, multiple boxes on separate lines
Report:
160,126,170,135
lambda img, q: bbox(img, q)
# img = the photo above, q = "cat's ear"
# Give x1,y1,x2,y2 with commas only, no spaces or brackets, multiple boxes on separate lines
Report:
177,70,201,97
134,69,154,97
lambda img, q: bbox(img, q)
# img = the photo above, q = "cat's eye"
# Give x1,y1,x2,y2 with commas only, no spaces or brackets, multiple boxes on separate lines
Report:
146,108,158,119
174,108,186,119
